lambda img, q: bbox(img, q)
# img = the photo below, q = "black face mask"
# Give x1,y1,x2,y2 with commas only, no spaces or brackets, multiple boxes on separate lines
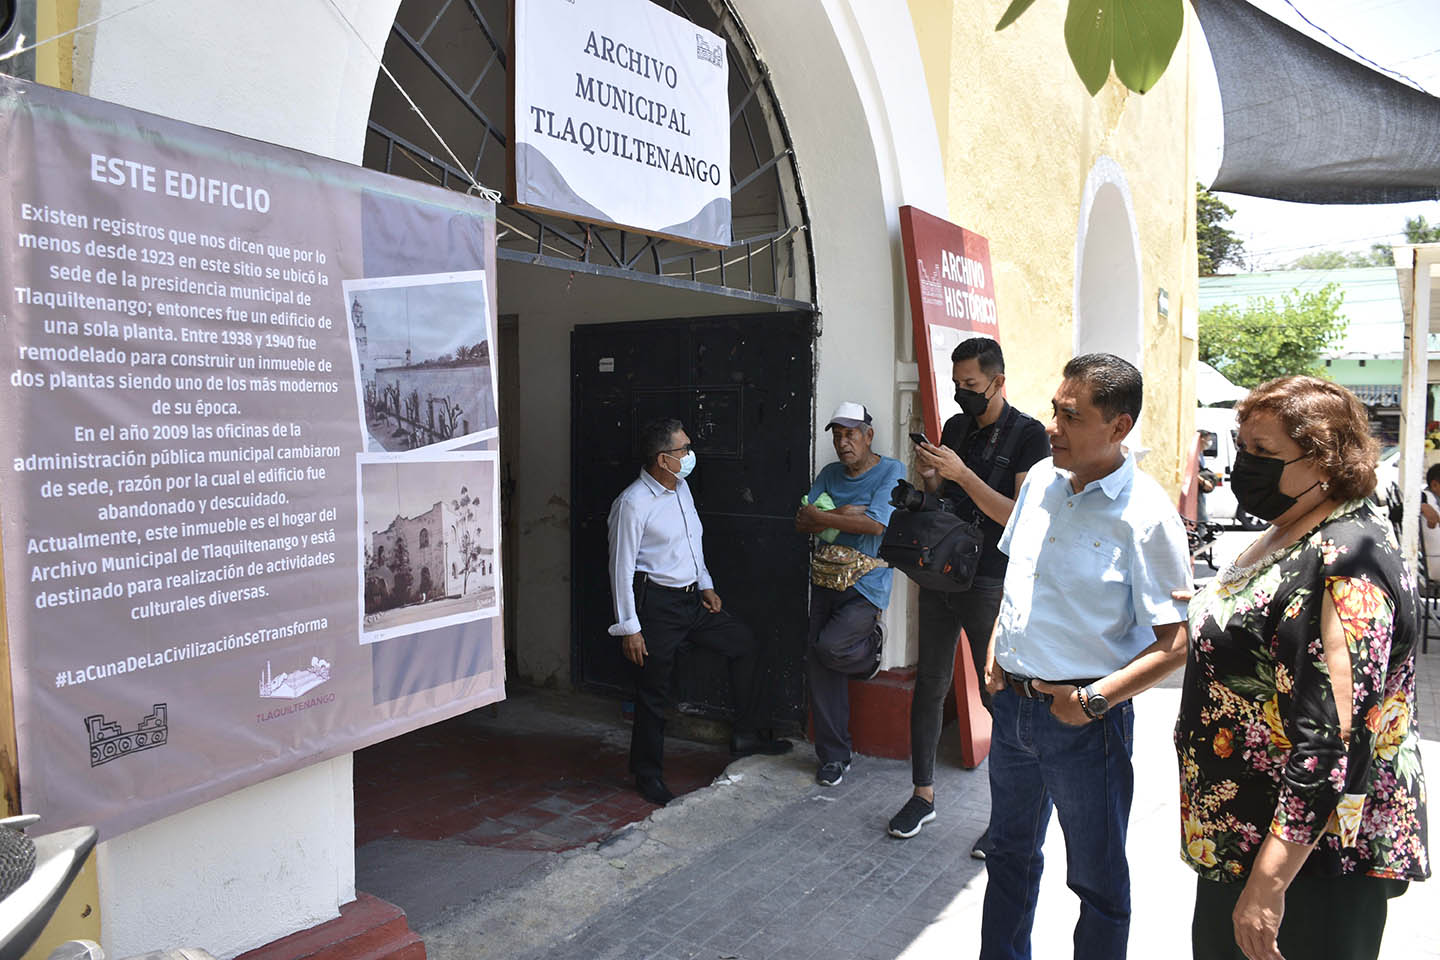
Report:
1229,450,1319,522
954,378,996,418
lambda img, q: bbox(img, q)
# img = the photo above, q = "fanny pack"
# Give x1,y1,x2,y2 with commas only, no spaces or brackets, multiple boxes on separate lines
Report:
810,543,886,592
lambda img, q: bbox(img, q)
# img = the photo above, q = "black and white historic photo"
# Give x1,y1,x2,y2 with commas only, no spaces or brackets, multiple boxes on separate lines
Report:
344,271,497,453
357,451,500,644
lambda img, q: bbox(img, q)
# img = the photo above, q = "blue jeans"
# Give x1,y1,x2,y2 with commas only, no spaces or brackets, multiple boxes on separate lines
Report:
981,687,1135,960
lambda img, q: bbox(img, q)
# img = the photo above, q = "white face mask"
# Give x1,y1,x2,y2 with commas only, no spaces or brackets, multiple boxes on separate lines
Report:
665,450,697,480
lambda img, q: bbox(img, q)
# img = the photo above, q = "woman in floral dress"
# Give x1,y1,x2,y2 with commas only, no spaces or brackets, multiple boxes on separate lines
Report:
1176,377,1428,959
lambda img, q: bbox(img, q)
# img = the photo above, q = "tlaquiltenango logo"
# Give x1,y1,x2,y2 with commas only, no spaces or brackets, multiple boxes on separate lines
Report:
696,33,723,68
85,703,168,767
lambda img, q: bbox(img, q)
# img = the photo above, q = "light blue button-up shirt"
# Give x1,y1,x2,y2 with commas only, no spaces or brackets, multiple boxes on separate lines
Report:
993,454,1190,681
607,470,714,636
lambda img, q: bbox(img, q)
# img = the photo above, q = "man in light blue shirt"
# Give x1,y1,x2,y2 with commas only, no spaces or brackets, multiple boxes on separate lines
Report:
794,402,905,786
979,355,1190,960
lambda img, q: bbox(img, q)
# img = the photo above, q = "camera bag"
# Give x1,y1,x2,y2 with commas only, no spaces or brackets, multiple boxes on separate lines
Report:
879,509,984,591
880,406,1023,592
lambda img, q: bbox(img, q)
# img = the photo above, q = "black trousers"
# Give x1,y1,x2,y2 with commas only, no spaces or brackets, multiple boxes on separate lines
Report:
806,586,881,765
628,580,762,779
1192,873,1408,960
912,579,1004,786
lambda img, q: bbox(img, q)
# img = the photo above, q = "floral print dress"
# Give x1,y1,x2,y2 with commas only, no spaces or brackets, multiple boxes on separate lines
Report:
1176,499,1429,883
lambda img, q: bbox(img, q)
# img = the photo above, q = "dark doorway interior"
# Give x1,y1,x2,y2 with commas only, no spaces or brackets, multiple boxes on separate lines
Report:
570,313,816,731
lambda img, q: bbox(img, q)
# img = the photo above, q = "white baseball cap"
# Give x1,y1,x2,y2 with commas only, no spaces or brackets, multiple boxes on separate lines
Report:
825,402,873,431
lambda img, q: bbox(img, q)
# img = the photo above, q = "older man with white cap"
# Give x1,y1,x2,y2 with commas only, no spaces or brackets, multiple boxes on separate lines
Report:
794,402,906,785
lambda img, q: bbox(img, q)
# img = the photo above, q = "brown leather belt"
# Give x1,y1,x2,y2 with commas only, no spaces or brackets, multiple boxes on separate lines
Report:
1002,670,1100,700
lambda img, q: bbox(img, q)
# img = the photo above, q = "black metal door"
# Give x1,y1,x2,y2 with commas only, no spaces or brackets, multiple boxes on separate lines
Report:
571,313,815,730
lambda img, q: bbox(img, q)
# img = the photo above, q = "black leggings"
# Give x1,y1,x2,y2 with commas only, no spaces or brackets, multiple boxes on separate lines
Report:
910,580,1003,787
1191,873,1408,960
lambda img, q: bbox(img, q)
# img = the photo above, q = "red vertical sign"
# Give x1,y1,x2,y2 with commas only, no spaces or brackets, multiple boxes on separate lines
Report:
898,206,1000,442
898,205,1000,769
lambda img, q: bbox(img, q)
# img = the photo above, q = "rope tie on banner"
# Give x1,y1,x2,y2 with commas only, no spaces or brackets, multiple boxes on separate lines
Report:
0,0,167,64
321,0,502,204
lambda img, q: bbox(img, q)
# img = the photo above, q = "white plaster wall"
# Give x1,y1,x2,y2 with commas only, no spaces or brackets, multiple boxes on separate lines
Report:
77,0,400,953
98,756,356,959
731,0,945,667
78,0,398,161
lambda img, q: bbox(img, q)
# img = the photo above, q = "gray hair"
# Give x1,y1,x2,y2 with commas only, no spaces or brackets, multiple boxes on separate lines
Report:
638,417,685,466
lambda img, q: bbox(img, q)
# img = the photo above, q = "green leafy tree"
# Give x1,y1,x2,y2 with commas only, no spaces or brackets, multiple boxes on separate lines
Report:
388,535,413,607
1288,250,1349,270
1197,184,1246,276
1289,247,1394,270
1198,284,1347,388
1404,216,1440,244
996,0,1184,95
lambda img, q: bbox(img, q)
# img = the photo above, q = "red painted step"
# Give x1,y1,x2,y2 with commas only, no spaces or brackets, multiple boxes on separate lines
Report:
234,892,424,960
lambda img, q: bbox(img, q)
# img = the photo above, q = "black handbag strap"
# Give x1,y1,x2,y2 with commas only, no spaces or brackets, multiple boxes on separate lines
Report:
983,404,1025,495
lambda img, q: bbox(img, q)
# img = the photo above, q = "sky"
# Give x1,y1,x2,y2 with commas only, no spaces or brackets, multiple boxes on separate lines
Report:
354,278,491,364
1194,0,1440,270
362,458,495,536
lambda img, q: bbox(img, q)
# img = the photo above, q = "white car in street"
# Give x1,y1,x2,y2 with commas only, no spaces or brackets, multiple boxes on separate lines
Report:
1195,407,1264,529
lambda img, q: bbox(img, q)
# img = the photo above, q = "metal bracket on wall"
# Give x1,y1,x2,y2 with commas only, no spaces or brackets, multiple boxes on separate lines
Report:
894,361,920,392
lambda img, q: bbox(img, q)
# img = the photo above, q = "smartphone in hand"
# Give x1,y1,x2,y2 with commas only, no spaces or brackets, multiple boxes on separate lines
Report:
909,432,930,446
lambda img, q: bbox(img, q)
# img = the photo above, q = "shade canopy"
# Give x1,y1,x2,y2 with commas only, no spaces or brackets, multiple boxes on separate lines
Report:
1191,0,1440,205
1195,360,1248,407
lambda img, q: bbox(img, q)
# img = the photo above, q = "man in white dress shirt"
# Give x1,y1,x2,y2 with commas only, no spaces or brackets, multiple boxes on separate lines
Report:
609,417,792,805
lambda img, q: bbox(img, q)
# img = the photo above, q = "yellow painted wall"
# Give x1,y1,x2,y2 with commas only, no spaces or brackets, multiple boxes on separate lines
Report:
36,1,79,91
19,850,100,960
21,8,119,950
906,0,1199,494
14,12,96,954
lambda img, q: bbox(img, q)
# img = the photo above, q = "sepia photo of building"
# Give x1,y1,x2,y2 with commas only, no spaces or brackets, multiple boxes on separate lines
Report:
366,495,495,608
346,272,497,452
358,452,499,643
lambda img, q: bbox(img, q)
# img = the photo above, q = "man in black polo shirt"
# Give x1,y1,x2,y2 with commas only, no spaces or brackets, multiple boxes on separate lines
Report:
886,337,1049,853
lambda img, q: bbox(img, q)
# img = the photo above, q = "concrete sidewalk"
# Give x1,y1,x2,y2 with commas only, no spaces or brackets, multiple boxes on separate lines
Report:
423,658,1440,960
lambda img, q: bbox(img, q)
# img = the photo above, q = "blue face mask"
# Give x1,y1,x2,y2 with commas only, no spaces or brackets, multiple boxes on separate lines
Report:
667,450,697,480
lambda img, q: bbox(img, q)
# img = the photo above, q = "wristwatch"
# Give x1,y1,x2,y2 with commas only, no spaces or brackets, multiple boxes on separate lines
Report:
1079,683,1109,720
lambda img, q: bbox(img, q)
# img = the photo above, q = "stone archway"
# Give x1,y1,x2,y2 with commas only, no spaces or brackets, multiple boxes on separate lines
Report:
1074,156,1146,443
364,0,815,308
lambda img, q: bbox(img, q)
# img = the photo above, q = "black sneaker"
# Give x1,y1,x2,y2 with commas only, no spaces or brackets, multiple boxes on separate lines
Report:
887,796,936,838
857,620,884,681
816,760,850,786
970,826,993,860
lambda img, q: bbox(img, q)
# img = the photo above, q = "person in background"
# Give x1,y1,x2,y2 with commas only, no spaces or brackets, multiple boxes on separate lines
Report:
980,353,1191,960
609,417,792,806
888,337,1048,852
1176,376,1428,960
1419,462,1440,581
795,402,905,787
1197,430,1218,525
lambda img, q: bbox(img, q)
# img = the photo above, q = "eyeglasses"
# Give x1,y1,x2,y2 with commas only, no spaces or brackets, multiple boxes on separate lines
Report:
661,444,693,455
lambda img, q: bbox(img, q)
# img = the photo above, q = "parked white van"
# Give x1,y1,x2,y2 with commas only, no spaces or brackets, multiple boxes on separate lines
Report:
1196,406,1261,529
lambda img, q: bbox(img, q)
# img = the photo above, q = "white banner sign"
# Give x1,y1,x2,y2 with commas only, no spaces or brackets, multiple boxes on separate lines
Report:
512,0,732,248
